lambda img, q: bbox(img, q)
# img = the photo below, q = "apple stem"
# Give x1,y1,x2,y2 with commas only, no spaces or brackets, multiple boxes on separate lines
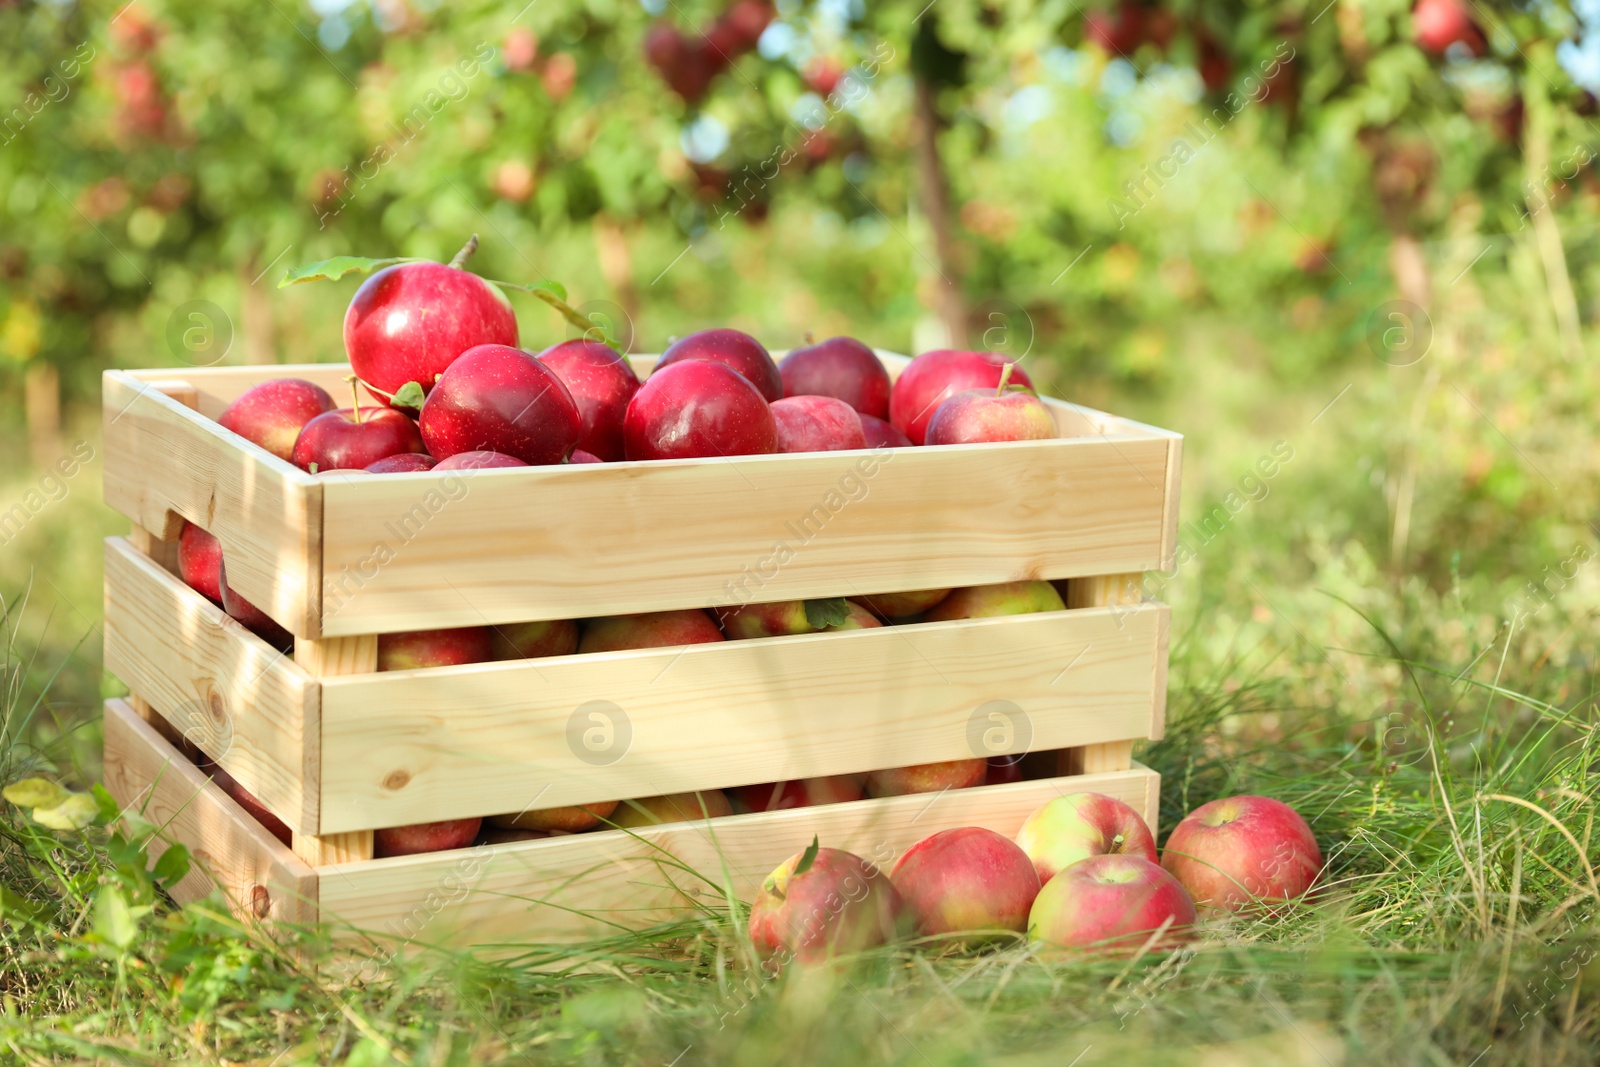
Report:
449,234,480,269
995,362,1015,396
345,374,362,424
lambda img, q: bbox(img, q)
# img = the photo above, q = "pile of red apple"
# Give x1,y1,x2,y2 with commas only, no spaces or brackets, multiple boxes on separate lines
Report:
752,791,1323,962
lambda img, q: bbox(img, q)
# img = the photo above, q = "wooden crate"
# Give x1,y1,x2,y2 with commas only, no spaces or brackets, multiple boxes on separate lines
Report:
101,354,1181,939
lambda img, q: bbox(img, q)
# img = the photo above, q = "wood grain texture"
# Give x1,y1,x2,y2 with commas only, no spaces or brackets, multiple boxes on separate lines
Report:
102,698,317,924
314,764,1158,947
315,604,1168,833
104,536,317,832
1062,572,1156,775
102,370,323,636
291,635,379,864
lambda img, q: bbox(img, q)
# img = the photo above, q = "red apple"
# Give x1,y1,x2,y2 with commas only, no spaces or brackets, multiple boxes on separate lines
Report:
778,336,890,419
503,26,538,71
1028,854,1196,952
482,826,551,844
205,760,291,846
654,328,782,402
177,521,223,605
419,344,582,465
489,800,618,833
343,257,518,403
1160,795,1323,913
291,407,427,473
721,0,773,49
923,581,1064,622
217,379,336,462
374,818,482,858
859,414,913,449
570,449,603,464
771,395,867,453
827,601,882,630
377,627,493,671
890,827,1041,938
803,56,845,97
866,758,986,798
1014,791,1157,884
925,379,1056,446
491,619,579,659
1084,2,1144,54
432,449,528,470
888,350,1033,446
536,339,641,462
749,846,908,964
364,452,437,473
623,360,779,461
730,775,865,812
612,790,734,827
986,756,1024,786
578,609,726,652
859,588,950,619
218,559,292,650
1413,0,1483,56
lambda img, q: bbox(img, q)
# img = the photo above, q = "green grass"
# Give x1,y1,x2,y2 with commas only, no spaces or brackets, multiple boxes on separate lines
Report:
3,231,1600,1064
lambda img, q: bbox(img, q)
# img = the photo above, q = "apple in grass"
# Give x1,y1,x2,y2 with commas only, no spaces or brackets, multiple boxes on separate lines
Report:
217,379,335,461
419,344,582,465
535,339,640,462
866,758,986,798
377,627,493,671
1028,854,1196,953
343,238,519,404
1014,792,1157,884
291,406,427,473
859,414,912,449
770,395,867,453
623,359,778,461
612,790,735,828
654,328,782,402
177,521,223,604
578,609,725,653
374,818,483,858
888,350,1033,446
491,619,579,660
489,800,618,833
730,775,865,813
778,336,890,419
890,827,1041,939
749,842,909,964
924,365,1055,446
1160,795,1323,914
859,588,950,619
924,581,1064,622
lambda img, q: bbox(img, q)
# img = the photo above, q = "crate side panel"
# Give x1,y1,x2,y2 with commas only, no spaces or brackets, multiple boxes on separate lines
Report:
318,436,1171,634
103,699,317,924
104,537,317,832
315,765,1157,946
102,372,322,636
316,605,1166,833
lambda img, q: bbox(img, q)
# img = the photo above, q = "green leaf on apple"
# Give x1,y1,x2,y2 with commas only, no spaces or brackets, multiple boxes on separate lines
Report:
793,834,820,877
390,381,426,412
488,278,621,353
277,255,423,288
803,598,851,630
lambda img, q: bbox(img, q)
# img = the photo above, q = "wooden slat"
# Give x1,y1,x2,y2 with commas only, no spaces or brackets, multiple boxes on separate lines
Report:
315,764,1158,947
102,370,323,637
292,636,378,865
102,698,317,924
315,604,1167,833
317,435,1172,634
103,536,317,832
1062,573,1158,774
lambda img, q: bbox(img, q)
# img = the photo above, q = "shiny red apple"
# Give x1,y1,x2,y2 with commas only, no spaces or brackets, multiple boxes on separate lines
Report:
177,521,223,605
770,395,867,453
623,359,778,460
1161,795,1323,913
536,339,641,462
925,378,1056,446
888,350,1033,446
1028,854,1196,953
1015,792,1158,884
419,344,582,465
654,328,782,402
749,846,908,964
859,414,912,449
218,559,293,651
778,336,890,418
290,407,426,472
891,827,1041,939
217,378,335,461
343,256,518,403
